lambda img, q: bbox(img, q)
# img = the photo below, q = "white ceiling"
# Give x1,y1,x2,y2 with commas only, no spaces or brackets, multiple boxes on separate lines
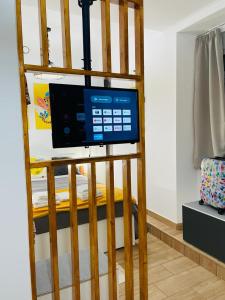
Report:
144,0,219,31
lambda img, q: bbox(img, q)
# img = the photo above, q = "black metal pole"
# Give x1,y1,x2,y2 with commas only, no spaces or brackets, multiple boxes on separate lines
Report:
79,0,93,87
104,78,111,88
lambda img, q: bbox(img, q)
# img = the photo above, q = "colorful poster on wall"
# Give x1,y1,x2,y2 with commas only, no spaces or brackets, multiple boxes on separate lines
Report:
34,83,51,129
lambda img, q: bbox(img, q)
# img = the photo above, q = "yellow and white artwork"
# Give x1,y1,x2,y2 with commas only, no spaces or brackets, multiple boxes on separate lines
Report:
34,83,51,129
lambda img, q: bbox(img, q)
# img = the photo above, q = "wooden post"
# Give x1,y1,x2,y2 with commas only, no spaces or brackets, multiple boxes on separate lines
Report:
123,159,134,300
88,163,100,300
47,166,60,300
106,161,117,300
135,1,148,299
119,0,129,73
38,0,49,66
101,0,112,73
69,164,80,300
60,0,72,68
16,1,37,299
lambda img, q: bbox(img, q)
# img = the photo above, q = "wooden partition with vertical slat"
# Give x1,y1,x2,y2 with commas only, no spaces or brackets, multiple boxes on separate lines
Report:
69,164,81,300
101,0,112,73
88,163,100,300
135,1,148,298
122,160,134,300
16,0,148,299
119,0,129,73
60,0,72,68
38,0,49,66
106,161,117,300
47,166,60,300
16,1,37,299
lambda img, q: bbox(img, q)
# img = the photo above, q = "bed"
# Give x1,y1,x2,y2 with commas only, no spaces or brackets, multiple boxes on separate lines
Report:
32,173,137,261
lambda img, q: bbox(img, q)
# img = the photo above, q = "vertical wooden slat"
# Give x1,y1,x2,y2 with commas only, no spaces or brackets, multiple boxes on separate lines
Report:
137,157,148,299
106,161,117,300
101,0,112,72
101,0,113,154
47,166,60,300
88,163,100,300
60,0,72,68
69,164,80,300
135,0,148,299
134,1,144,77
38,0,49,66
16,1,37,299
119,0,129,73
122,159,134,300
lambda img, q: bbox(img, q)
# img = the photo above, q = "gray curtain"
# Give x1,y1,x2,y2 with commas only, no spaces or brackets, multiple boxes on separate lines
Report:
193,29,225,169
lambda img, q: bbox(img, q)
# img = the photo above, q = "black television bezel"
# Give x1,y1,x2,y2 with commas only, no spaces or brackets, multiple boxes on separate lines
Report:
49,83,140,148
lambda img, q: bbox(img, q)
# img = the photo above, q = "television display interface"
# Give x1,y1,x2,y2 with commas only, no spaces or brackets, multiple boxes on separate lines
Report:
49,84,139,148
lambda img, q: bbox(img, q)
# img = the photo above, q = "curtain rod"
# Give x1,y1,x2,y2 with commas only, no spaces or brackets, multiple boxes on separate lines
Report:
198,21,225,37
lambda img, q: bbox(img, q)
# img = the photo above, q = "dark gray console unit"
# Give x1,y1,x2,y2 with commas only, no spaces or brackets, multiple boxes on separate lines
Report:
183,201,225,263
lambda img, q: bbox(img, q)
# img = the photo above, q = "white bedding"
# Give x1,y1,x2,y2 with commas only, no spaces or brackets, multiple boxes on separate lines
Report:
32,175,103,207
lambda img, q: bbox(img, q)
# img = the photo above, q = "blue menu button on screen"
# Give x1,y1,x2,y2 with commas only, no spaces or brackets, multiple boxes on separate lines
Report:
93,134,103,141
114,97,130,104
91,95,112,103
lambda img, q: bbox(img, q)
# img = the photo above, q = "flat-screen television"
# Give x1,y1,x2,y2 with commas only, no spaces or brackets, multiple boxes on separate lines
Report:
49,84,139,148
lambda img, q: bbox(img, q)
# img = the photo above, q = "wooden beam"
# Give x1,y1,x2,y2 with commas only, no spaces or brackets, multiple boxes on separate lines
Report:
24,64,140,80
123,160,134,300
137,158,148,300
60,0,72,68
101,0,112,72
47,166,60,300
30,153,141,169
101,0,113,154
106,161,117,300
16,1,37,299
88,163,100,300
134,0,144,77
38,0,49,66
135,1,148,299
119,0,129,73
69,164,80,300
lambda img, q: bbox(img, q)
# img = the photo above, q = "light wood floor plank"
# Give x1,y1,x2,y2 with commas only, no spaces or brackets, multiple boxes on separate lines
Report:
155,266,215,296
166,289,205,300
193,278,225,299
118,233,225,299
163,256,197,275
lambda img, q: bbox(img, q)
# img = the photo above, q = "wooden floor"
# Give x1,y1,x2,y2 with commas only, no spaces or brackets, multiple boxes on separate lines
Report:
117,233,225,299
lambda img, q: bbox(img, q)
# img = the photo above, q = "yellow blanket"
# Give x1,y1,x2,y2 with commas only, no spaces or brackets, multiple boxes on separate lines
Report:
33,184,133,219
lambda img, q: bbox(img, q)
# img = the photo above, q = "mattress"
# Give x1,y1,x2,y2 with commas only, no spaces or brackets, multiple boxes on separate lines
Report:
34,202,138,236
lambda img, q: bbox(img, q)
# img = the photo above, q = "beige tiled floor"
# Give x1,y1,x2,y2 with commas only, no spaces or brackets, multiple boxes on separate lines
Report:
117,234,225,299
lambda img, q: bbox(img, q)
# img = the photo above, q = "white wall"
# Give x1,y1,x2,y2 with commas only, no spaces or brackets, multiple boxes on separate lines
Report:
145,29,203,223
145,30,178,222
176,32,201,222
145,23,224,223
0,2,31,299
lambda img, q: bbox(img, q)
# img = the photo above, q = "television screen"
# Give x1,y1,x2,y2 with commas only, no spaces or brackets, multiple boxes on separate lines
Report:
49,84,139,148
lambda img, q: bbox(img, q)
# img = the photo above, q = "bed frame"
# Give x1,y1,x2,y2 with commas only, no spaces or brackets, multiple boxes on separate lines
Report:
35,216,136,261
16,0,148,299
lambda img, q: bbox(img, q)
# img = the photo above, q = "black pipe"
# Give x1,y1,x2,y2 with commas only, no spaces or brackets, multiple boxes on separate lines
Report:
79,0,93,87
104,78,111,88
